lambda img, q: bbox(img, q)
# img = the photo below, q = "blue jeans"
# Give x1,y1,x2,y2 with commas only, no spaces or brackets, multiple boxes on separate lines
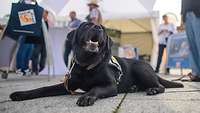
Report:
16,36,33,71
185,12,200,76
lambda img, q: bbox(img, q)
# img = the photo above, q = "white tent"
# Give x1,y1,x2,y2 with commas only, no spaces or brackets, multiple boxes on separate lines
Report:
39,0,157,20
40,0,159,69
0,0,159,75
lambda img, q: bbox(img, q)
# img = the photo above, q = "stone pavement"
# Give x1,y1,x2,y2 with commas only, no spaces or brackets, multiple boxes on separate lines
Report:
0,74,200,113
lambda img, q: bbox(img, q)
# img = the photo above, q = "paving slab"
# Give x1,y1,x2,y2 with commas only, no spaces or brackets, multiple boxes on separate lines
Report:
0,74,200,113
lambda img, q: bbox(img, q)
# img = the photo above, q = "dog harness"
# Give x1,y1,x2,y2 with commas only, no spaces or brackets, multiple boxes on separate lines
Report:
64,56,123,94
109,56,123,85
63,62,76,95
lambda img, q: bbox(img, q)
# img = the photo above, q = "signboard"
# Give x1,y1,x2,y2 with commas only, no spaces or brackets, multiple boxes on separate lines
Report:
118,45,138,59
166,32,190,68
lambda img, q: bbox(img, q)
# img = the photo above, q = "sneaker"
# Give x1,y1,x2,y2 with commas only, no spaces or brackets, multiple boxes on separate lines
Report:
16,69,23,75
31,71,39,76
24,69,32,76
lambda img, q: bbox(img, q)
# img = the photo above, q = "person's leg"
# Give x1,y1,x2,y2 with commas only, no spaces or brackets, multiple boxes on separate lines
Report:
64,39,72,68
164,46,170,74
20,44,29,74
16,39,23,70
39,44,47,72
155,44,165,73
185,12,200,78
31,44,41,75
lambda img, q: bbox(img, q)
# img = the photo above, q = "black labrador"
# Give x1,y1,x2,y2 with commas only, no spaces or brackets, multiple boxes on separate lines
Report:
10,22,184,106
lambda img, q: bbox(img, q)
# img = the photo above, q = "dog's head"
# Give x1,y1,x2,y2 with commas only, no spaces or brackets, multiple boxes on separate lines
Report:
71,22,113,67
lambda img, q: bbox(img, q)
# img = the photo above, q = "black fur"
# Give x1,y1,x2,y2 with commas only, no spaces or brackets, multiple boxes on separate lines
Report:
10,22,184,106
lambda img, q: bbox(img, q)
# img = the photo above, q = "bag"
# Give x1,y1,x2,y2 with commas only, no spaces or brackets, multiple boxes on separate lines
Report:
6,2,44,38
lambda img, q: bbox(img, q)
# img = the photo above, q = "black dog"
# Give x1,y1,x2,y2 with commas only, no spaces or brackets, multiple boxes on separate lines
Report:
10,22,184,106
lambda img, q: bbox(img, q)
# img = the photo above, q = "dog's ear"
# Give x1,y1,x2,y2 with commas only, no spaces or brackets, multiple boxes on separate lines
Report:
107,36,113,50
72,22,90,45
99,24,113,51
67,30,76,42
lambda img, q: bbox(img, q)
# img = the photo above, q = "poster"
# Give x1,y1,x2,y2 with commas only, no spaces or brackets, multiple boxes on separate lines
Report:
118,45,138,59
18,9,36,26
166,32,190,68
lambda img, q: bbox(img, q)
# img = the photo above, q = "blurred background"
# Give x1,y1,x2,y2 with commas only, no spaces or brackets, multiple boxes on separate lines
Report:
0,0,188,76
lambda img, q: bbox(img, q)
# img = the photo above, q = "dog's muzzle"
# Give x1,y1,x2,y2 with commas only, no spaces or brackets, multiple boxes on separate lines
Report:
85,40,99,53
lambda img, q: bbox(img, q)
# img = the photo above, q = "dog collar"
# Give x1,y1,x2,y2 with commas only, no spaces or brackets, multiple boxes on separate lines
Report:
73,54,105,70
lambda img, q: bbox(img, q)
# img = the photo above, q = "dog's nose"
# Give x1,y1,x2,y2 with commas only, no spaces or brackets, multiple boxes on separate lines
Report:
86,40,99,53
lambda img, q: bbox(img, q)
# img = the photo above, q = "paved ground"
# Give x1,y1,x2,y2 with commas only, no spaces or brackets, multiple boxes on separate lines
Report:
0,74,200,113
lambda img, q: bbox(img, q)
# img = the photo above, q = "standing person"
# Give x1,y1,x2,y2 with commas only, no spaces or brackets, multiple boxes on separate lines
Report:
181,0,200,81
25,10,49,75
15,0,37,75
86,0,102,25
64,11,81,68
16,36,33,75
155,15,176,74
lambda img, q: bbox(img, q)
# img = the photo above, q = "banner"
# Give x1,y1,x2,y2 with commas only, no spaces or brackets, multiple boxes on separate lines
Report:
6,3,44,38
166,32,190,68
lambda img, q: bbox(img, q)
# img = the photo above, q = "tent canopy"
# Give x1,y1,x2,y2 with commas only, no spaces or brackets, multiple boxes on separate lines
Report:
40,0,156,20
0,0,158,33
0,0,156,19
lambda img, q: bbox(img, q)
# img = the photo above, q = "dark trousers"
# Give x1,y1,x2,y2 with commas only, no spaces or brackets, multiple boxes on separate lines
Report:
32,43,46,73
155,44,169,73
63,39,72,68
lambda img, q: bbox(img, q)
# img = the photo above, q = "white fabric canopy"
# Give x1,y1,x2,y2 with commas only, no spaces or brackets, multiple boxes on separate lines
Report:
39,0,156,20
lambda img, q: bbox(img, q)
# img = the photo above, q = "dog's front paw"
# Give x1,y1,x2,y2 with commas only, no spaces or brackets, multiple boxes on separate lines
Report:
76,95,97,106
146,87,165,95
146,88,159,95
10,92,28,101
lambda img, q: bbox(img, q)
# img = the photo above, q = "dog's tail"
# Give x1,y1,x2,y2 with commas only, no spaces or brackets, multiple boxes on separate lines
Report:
158,76,184,88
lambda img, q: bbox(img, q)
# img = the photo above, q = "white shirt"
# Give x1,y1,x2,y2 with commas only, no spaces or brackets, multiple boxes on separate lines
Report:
158,23,176,45
24,0,36,5
89,8,102,24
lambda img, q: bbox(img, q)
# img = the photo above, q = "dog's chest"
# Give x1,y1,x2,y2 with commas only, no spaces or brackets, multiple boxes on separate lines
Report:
78,74,104,91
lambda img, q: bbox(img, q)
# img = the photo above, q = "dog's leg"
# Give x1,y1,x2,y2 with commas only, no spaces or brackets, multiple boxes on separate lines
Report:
10,83,68,101
133,63,165,95
76,85,117,106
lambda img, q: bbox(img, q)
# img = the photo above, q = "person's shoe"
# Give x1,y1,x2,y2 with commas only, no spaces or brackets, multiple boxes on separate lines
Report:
165,71,169,75
165,68,170,75
32,71,39,76
24,69,32,76
180,73,200,82
16,69,23,75
155,70,159,73
39,66,45,72
187,73,200,82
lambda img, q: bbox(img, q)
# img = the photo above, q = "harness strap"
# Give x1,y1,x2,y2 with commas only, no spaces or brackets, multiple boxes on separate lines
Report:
109,56,123,85
63,62,76,95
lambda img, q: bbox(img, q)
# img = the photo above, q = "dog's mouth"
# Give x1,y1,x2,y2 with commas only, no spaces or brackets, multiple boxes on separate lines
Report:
83,40,99,53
